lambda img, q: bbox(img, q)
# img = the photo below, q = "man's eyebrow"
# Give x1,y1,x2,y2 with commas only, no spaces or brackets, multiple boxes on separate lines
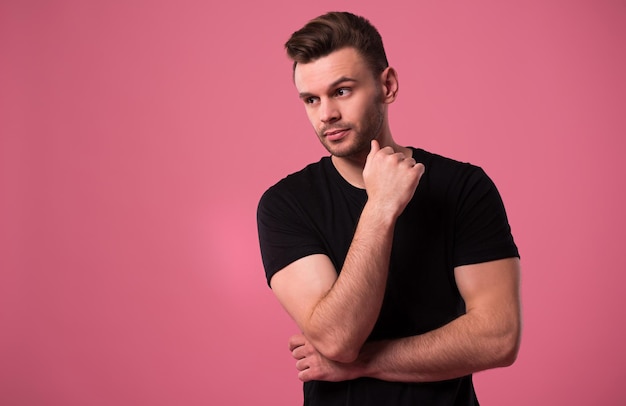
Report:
298,76,358,99
329,76,358,88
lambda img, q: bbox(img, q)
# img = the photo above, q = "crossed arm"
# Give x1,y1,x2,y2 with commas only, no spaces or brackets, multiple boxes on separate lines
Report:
287,257,521,383
272,224,521,382
270,206,396,363
270,141,423,363
269,141,521,382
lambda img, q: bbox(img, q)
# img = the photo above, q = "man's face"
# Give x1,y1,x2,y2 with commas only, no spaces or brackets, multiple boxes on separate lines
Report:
294,47,385,159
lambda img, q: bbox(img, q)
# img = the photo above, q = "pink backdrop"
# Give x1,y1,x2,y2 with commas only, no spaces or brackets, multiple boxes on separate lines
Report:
1,1,625,404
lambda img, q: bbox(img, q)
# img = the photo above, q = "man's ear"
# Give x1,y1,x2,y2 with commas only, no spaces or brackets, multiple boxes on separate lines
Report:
379,67,399,104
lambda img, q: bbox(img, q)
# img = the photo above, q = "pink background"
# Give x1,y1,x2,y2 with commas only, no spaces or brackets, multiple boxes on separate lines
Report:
1,1,625,404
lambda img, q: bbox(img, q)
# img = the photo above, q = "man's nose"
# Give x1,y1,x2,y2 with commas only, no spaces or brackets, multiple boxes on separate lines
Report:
319,99,340,123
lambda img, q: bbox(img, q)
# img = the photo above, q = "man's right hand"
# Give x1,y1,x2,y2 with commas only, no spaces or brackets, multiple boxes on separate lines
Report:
363,140,425,218
270,143,423,363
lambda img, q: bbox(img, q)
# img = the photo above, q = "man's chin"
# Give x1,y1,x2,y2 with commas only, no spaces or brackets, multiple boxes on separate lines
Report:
325,142,370,159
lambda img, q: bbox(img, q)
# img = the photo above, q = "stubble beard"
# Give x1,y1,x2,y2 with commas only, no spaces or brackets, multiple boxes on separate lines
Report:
317,99,385,159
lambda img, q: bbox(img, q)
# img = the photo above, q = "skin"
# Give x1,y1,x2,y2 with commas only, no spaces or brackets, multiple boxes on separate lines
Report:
288,258,521,382
271,47,521,381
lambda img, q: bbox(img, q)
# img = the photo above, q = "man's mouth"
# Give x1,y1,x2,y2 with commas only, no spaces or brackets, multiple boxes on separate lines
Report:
324,128,350,141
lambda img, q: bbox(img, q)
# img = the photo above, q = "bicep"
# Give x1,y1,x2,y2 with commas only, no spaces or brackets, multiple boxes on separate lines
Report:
270,254,338,332
454,257,521,323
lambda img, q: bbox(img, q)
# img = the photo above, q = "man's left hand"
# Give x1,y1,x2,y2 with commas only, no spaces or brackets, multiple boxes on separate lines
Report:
289,334,360,382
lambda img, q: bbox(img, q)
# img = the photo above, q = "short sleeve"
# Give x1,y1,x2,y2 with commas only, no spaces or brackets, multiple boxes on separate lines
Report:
453,167,519,267
257,185,327,286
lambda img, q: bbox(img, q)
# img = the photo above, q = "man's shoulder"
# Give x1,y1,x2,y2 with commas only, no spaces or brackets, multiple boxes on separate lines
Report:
411,147,484,179
408,147,498,207
264,157,328,193
258,157,331,210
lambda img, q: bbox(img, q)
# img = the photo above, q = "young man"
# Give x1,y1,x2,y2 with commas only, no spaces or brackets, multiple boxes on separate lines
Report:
257,11,521,405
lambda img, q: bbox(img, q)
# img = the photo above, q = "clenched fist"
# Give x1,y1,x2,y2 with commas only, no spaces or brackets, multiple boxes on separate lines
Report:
362,140,425,218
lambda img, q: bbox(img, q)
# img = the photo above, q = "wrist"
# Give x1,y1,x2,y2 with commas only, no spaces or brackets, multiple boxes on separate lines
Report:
361,199,400,227
354,340,385,379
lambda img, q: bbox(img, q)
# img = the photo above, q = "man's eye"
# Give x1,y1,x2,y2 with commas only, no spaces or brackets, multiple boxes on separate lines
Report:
305,97,318,104
336,88,351,97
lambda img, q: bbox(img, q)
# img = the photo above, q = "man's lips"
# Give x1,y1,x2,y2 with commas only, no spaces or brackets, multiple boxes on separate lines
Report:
324,128,350,141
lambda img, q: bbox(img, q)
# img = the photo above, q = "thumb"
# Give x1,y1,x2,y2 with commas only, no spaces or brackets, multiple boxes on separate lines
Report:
370,139,380,153
367,139,380,163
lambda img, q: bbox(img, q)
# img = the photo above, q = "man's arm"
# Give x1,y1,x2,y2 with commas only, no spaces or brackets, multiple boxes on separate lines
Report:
270,141,424,363
290,257,521,382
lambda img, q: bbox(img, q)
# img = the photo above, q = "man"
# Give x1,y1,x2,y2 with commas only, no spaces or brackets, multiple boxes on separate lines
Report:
257,11,521,405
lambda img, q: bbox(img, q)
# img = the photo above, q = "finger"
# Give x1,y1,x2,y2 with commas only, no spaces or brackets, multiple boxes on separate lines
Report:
365,140,380,165
296,359,316,382
404,157,416,166
298,368,313,382
366,140,380,165
370,139,380,153
412,162,426,176
292,345,306,360
288,334,306,352
393,152,407,161
295,357,309,372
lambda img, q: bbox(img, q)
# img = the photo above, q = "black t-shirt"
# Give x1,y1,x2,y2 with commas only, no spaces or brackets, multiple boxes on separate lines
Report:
257,147,519,405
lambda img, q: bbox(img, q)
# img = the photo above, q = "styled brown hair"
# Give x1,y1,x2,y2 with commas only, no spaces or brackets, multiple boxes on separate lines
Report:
285,12,389,76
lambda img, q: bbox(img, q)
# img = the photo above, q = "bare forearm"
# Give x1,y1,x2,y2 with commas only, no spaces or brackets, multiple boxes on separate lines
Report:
280,143,424,363
289,260,521,384
357,311,521,382
307,202,396,362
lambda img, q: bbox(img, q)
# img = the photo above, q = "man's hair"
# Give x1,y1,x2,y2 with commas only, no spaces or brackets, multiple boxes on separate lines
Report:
285,11,389,76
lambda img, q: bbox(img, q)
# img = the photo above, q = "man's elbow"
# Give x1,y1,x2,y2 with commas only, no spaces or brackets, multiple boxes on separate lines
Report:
494,323,521,367
496,340,519,367
310,334,361,363
326,346,360,363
